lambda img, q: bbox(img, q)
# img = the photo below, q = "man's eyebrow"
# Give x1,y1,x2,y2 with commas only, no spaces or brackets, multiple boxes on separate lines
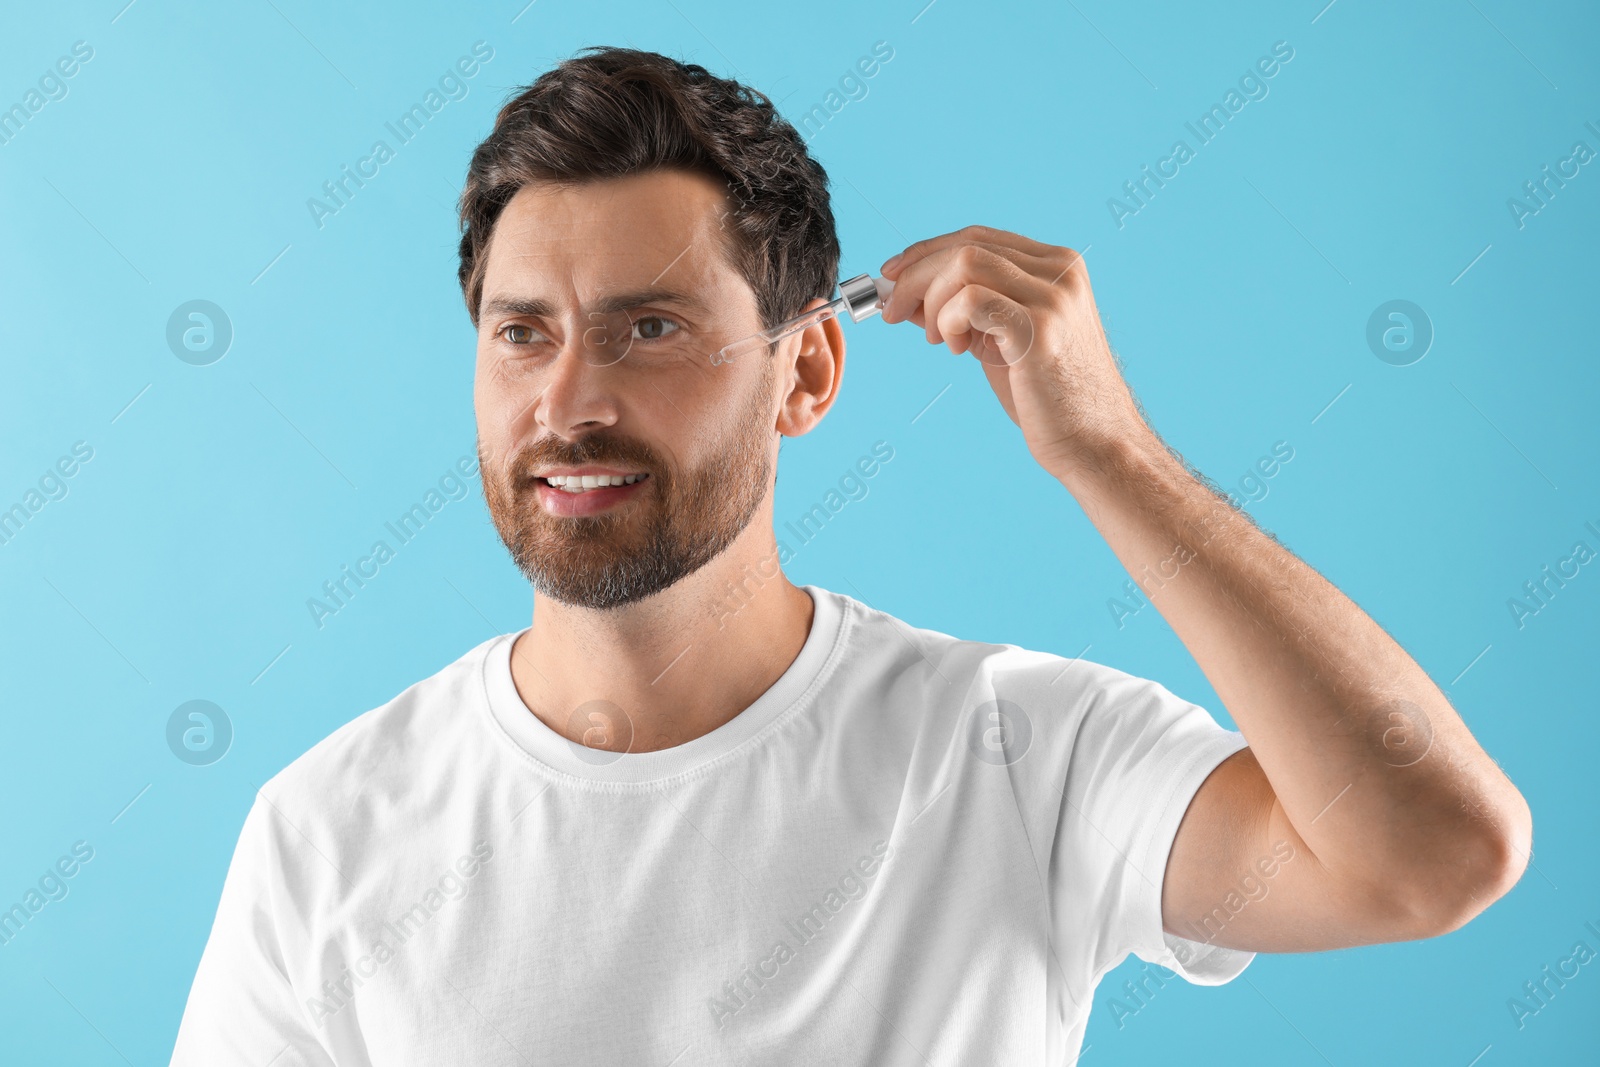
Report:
480,295,555,319
595,288,710,316
479,288,709,319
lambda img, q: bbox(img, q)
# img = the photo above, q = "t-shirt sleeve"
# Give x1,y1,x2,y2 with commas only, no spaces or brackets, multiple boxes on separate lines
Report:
170,794,337,1067
1047,663,1255,988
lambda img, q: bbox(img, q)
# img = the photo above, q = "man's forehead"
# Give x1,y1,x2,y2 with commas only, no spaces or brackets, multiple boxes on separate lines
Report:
484,172,737,289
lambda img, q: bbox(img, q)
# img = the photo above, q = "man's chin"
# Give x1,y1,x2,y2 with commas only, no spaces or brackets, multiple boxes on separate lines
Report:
503,525,661,606
521,558,679,611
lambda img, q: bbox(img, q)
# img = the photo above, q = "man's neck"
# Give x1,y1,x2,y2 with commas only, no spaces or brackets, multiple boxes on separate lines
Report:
506,530,813,754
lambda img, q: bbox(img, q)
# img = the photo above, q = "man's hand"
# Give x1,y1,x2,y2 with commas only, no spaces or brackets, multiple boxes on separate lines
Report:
878,225,1149,481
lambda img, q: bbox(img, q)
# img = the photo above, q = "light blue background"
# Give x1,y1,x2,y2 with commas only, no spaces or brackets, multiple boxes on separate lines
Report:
2,0,1596,1062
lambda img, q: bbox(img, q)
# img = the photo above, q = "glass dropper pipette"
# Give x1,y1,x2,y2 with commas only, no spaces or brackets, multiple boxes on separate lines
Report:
709,273,896,366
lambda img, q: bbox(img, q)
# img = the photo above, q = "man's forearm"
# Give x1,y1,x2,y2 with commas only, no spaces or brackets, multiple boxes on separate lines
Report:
1058,426,1532,921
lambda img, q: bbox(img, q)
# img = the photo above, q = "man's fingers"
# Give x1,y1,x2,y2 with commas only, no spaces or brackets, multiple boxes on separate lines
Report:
883,242,1054,343
881,242,1038,323
917,246,1055,344
882,224,1064,276
935,284,1036,367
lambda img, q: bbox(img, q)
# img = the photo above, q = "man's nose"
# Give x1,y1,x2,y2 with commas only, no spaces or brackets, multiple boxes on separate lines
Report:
533,322,623,437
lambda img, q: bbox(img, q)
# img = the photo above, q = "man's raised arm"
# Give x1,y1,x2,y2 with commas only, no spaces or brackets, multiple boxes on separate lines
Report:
876,225,1532,951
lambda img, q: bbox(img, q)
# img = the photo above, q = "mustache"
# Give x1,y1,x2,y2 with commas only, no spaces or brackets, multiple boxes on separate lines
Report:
495,433,664,483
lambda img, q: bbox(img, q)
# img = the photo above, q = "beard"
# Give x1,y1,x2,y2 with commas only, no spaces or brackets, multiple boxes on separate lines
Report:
480,364,776,610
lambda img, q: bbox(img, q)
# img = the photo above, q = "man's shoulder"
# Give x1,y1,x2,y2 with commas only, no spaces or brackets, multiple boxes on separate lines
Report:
825,588,1126,681
256,632,505,821
823,584,1133,694
821,585,1224,778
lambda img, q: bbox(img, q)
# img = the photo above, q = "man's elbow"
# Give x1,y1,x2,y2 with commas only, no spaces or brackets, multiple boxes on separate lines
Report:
1390,793,1533,940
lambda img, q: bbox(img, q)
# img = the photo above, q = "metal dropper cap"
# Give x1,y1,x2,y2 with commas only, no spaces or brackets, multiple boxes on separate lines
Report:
838,273,896,322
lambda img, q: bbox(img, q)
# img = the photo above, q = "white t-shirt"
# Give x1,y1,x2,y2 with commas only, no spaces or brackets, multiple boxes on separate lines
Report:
171,584,1252,1066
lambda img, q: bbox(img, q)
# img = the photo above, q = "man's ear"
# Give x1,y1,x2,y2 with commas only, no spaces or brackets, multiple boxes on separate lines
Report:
775,298,846,439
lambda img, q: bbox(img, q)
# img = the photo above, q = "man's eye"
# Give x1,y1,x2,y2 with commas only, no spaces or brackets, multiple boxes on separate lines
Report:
500,324,541,345
633,315,681,341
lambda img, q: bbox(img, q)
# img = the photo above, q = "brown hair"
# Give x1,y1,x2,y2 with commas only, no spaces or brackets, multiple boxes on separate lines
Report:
456,46,840,332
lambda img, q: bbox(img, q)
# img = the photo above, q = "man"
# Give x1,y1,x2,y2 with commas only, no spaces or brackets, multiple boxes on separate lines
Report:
171,47,1530,1065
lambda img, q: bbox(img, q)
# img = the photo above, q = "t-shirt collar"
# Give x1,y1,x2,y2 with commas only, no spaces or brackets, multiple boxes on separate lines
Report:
478,583,848,786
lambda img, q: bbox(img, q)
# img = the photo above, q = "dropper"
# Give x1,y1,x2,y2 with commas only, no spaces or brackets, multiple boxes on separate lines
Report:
709,273,896,365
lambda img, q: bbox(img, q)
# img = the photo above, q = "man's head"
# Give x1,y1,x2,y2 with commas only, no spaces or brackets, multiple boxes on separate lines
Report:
457,47,844,610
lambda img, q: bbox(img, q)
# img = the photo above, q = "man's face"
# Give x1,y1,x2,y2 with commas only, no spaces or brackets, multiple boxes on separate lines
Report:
473,169,780,609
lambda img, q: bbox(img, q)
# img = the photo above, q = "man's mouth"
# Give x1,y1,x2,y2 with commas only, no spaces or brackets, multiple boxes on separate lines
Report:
538,472,648,495
532,471,651,516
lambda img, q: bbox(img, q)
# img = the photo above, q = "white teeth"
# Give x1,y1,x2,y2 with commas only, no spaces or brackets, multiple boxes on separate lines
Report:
545,473,644,493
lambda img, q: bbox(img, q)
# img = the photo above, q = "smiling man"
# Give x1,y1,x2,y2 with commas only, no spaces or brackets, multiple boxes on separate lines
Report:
171,47,1532,1066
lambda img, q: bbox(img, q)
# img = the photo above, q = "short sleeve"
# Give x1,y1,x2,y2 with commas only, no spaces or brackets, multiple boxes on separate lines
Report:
1048,664,1254,989
170,795,338,1067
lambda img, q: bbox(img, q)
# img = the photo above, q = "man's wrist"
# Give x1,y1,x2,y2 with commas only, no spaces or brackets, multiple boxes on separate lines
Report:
1051,423,1179,504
